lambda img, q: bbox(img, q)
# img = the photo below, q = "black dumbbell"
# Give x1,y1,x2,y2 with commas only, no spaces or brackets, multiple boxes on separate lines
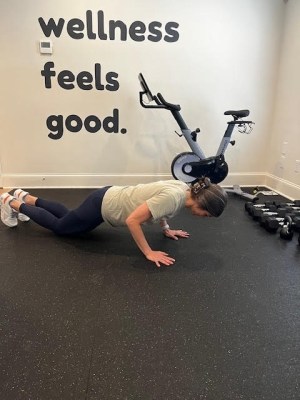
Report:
251,204,278,220
245,201,275,216
284,206,300,214
261,208,300,232
260,208,288,227
245,200,275,213
276,200,300,208
264,216,286,233
279,214,300,240
291,215,300,232
245,201,260,213
263,209,297,232
265,213,300,237
279,216,294,240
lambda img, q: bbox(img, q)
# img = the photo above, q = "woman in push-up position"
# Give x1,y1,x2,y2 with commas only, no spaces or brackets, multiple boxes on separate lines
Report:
0,178,227,267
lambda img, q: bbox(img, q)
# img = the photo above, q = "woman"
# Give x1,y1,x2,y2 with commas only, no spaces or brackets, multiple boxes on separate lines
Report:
0,178,227,267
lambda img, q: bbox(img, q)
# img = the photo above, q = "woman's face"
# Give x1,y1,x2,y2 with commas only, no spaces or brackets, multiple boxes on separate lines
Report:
190,203,212,217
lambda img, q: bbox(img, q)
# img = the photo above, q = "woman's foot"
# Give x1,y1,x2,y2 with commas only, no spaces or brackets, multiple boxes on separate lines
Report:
14,189,29,202
13,189,31,222
14,189,38,206
0,193,18,227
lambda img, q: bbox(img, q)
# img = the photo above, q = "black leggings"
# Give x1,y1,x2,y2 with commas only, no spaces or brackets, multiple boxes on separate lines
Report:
19,187,111,236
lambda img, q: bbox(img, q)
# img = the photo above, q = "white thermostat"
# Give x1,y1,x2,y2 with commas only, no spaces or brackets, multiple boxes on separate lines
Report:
39,40,53,55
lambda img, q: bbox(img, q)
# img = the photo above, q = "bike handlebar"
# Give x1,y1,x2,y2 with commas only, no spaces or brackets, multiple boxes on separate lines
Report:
156,93,181,111
139,74,253,124
139,73,182,111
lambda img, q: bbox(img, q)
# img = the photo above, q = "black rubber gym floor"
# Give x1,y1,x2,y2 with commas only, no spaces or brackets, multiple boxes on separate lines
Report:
0,189,299,400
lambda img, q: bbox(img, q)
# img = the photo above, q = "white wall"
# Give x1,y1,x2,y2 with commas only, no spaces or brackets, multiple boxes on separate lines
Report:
0,0,290,191
266,0,300,199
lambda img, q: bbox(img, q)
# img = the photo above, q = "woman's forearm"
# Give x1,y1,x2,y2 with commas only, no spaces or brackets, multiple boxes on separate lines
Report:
126,219,152,257
125,204,176,267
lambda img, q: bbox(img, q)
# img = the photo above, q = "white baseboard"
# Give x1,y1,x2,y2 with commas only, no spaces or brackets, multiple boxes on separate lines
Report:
264,173,300,200
1,172,266,189
223,173,300,200
1,172,300,200
1,173,173,189
222,172,266,187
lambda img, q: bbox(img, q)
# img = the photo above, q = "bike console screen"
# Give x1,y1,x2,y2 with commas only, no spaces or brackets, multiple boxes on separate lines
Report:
138,73,153,102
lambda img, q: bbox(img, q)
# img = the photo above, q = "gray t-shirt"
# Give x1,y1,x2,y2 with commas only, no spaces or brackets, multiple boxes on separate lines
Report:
101,180,189,227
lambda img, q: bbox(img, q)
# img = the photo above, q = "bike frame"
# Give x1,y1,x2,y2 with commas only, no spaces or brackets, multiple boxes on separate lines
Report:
138,73,253,160
138,73,257,200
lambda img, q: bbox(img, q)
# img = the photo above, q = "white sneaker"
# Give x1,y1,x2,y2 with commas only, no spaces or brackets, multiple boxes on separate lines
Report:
0,193,18,227
13,189,30,222
18,212,30,222
14,189,29,201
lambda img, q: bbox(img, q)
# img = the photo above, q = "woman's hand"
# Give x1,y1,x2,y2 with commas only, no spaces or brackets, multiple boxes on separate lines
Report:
146,250,175,268
126,203,176,268
163,229,190,240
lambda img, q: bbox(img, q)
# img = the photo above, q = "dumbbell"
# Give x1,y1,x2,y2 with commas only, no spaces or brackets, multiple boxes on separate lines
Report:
298,233,300,245
279,214,300,240
262,209,290,231
264,216,285,233
264,213,300,236
276,200,300,208
245,201,275,216
284,206,300,214
251,205,277,220
260,208,288,227
279,216,294,240
245,201,260,213
262,209,297,231
290,214,300,231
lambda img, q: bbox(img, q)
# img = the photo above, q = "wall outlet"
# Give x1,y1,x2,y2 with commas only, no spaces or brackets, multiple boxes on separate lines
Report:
295,160,300,173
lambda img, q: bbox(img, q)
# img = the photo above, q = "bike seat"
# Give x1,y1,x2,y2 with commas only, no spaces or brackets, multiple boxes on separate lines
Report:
224,110,249,119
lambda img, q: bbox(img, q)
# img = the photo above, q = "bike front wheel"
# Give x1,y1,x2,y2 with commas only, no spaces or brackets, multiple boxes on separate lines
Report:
171,152,201,183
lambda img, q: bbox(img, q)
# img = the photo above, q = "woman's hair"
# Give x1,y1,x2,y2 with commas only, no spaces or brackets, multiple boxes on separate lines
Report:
190,177,228,217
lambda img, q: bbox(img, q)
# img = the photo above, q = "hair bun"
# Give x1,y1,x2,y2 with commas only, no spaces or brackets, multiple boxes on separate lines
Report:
192,177,211,194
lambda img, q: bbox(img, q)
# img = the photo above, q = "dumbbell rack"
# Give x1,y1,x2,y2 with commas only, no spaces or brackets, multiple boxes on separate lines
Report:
245,199,300,244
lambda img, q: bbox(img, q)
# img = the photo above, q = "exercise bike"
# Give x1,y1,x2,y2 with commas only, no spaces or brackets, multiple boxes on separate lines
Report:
138,73,255,200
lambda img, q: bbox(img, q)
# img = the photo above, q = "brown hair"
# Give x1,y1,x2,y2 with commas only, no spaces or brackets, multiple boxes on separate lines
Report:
190,177,228,217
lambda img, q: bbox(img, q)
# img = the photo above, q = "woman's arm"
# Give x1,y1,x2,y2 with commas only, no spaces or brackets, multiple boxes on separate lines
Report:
125,203,175,267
